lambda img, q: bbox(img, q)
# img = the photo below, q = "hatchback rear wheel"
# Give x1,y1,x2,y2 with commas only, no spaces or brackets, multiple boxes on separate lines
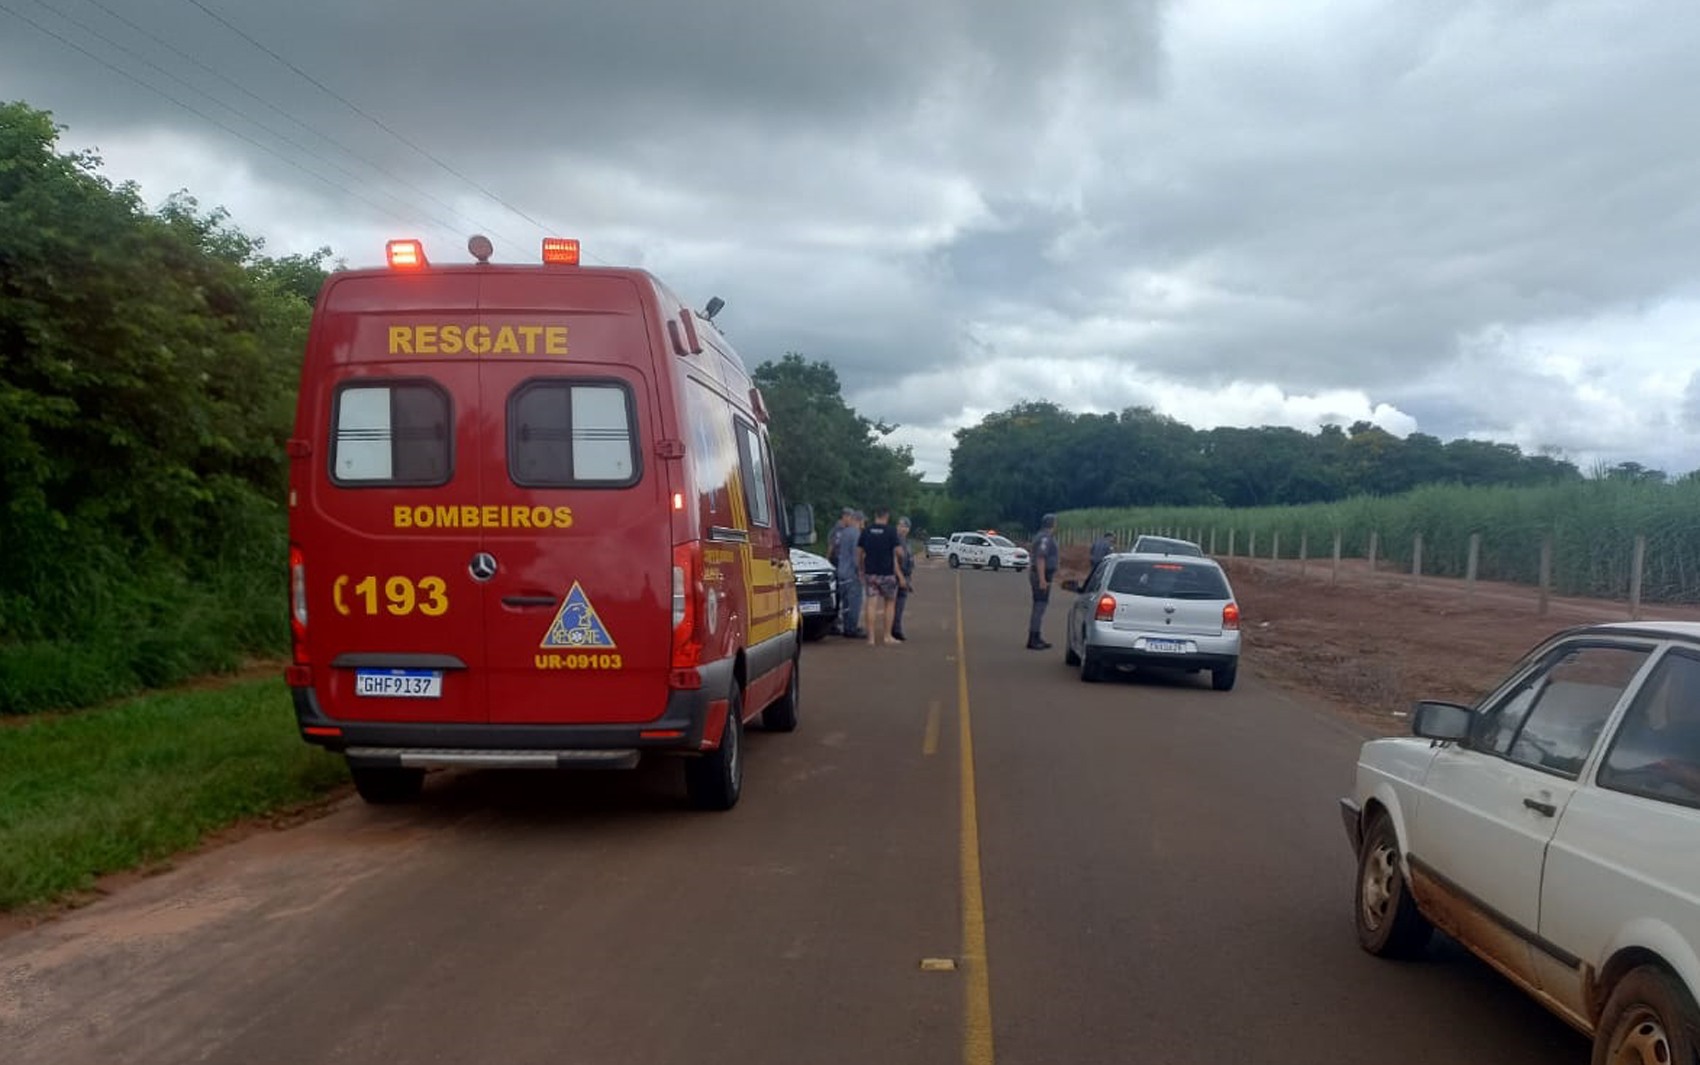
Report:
989,556,1001,571
1212,666,1237,691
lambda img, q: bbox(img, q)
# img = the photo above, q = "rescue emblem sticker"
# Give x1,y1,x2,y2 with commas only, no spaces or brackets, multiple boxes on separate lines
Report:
540,582,616,650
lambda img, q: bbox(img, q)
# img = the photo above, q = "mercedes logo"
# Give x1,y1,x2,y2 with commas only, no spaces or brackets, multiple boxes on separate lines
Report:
468,552,498,582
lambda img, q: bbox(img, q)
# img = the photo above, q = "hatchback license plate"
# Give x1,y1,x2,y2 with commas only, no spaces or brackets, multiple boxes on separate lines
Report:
355,670,443,698
799,600,822,615
1144,639,1187,654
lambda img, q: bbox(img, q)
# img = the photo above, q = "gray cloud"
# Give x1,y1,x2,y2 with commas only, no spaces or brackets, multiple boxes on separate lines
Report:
4,0,1699,478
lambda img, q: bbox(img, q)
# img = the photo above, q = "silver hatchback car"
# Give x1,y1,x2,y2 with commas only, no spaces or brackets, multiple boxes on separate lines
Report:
1062,553,1242,690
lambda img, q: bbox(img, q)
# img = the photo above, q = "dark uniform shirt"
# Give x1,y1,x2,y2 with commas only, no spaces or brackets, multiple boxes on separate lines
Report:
1030,530,1059,588
860,521,899,576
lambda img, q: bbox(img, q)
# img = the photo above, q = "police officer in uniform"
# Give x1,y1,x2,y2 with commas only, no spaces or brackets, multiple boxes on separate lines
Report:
1027,513,1060,650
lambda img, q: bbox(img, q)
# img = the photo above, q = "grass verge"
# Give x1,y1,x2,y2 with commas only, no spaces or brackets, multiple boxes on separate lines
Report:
0,677,347,911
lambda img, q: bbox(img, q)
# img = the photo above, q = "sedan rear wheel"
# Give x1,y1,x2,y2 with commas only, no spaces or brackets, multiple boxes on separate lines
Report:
948,554,960,569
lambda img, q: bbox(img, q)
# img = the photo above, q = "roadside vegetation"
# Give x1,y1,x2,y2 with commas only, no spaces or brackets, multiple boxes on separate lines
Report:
1,101,331,715
1063,478,1700,603
0,678,346,910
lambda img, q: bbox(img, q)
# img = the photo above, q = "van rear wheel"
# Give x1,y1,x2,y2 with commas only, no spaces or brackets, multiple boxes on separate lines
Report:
349,764,424,805
762,656,800,732
686,689,743,811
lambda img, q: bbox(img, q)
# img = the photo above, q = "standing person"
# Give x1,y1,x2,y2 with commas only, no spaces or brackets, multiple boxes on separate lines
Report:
829,507,864,638
892,516,915,641
1027,513,1060,650
1091,531,1116,570
858,506,906,645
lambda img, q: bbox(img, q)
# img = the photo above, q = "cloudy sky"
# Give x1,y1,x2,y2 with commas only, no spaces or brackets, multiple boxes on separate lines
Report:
4,0,1699,478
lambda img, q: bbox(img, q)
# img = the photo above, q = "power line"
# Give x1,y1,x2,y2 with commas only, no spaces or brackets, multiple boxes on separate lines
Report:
181,0,565,239
65,0,531,254
24,0,506,250
0,1,465,248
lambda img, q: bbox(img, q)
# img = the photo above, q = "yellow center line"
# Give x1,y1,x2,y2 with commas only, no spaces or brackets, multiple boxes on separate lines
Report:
956,574,996,1065
923,698,942,756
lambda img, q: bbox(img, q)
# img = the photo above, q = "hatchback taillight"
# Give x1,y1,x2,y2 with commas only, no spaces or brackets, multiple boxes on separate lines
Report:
288,544,309,664
1223,602,1241,630
1095,594,1117,622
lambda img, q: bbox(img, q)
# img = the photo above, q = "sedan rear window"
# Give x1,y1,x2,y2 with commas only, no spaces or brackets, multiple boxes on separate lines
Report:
1108,561,1230,600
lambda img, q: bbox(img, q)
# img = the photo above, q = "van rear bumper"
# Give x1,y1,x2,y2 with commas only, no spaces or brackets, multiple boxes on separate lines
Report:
290,659,731,758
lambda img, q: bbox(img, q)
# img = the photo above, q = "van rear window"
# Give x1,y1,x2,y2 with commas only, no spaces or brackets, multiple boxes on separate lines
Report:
508,380,639,487
330,382,452,485
1107,560,1230,600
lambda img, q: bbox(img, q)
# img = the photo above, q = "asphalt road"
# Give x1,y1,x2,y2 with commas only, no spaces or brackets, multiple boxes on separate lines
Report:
1,566,1588,1064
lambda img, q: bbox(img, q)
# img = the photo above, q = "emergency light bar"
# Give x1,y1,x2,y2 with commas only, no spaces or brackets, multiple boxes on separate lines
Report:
542,237,580,265
386,239,427,269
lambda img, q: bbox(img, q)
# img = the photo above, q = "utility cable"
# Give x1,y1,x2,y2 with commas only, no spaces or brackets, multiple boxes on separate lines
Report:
65,0,530,253
0,1,464,246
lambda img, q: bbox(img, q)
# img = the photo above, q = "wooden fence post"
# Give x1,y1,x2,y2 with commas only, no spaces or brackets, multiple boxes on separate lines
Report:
1249,530,1258,558
1331,530,1342,586
1368,530,1379,573
1466,533,1480,603
1299,531,1309,576
1228,529,1237,558
1209,528,1217,555
1272,531,1281,561
1412,533,1424,579
1538,536,1552,617
1630,534,1646,620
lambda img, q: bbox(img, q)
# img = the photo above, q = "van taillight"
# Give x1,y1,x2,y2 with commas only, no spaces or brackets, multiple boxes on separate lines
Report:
670,543,704,688
289,544,310,664
1223,602,1241,630
1095,594,1117,622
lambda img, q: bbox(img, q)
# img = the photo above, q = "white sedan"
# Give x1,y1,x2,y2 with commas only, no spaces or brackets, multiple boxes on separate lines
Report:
947,531,1029,571
1340,621,1700,1063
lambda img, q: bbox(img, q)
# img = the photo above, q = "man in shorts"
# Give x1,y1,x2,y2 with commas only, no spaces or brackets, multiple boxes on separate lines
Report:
857,506,907,645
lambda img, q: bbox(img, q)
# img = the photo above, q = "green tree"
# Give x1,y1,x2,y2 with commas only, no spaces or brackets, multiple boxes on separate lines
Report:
1,100,329,711
752,353,921,531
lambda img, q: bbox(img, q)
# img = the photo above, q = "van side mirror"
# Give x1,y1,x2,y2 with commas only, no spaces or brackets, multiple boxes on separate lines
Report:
1411,700,1473,742
789,503,816,547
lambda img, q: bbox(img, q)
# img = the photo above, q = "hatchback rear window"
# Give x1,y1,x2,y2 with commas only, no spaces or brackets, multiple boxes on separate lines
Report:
508,380,639,487
330,381,452,486
1108,561,1230,600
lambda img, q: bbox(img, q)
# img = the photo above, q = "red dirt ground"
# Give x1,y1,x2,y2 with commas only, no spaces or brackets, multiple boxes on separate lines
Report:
1058,548,1700,737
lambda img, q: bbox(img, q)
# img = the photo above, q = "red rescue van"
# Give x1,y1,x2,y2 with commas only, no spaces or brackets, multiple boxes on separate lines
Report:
285,235,815,810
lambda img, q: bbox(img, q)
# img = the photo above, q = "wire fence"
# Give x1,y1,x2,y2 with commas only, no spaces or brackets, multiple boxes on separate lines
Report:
1060,480,1700,609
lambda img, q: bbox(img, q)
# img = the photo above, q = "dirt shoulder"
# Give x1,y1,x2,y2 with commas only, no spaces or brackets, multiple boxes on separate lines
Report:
1058,548,1700,737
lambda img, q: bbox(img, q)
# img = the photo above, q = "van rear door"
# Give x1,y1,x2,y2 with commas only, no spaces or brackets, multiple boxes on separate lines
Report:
304,274,487,724
474,274,674,726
